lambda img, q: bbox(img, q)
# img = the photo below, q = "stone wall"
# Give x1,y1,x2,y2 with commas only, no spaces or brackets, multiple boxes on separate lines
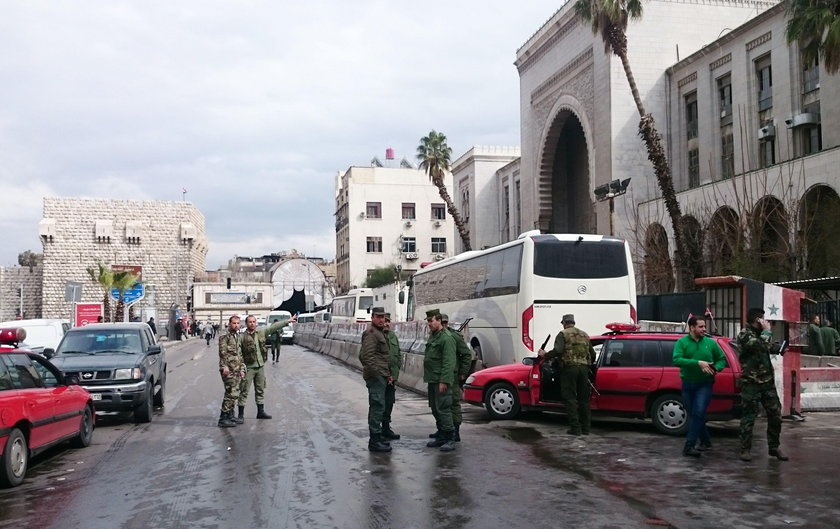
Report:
0,265,43,321
40,198,207,320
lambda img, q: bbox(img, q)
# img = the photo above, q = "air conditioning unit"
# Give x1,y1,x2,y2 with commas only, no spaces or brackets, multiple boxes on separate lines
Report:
433,220,442,227
758,124,776,140
404,252,418,260
404,220,413,227
434,253,445,261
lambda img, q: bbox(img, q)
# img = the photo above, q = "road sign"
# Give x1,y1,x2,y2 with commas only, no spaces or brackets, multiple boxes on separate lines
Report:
75,303,103,326
112,264,143,280
111,283,145,304
65,281,83,302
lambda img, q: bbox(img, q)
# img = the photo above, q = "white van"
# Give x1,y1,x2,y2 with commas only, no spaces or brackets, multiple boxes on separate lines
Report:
0,318,70,353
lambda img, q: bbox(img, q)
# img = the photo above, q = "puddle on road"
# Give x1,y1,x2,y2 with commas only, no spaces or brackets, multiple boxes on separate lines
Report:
501,427,543,444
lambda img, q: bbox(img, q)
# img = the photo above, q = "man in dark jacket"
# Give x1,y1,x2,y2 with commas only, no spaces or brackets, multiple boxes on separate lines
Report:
359,307,392,452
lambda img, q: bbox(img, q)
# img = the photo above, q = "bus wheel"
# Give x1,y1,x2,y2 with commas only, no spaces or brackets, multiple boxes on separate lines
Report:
471,341,485,370
484,383,520,420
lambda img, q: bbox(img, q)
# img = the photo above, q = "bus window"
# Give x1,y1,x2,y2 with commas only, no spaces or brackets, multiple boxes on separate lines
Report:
533,238,628,279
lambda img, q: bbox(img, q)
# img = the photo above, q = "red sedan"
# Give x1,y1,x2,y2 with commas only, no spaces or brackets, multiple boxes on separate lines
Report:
0,328,95,487
463,325,742,435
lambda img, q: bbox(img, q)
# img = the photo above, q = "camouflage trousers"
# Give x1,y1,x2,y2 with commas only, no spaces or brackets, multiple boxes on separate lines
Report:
739,381,782,450
238,365,267,406
220,373,241,413
560,365,592,434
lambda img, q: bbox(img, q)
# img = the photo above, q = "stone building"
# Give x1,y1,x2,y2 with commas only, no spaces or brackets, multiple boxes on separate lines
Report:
0,265,43,321
39,197,207,321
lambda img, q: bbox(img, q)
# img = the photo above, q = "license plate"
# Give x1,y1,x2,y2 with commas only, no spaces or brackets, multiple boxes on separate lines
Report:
91,393,102,401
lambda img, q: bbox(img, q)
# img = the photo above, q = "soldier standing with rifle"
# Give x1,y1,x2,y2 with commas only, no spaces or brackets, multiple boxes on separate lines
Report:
359,307,392,452
538,313,596,436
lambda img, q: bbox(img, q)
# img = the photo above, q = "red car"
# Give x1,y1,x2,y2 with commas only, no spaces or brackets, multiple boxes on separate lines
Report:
0,327,95,487
463,324,742,435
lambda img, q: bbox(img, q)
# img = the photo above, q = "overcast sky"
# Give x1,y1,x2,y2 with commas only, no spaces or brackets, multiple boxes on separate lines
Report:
0,1,558,270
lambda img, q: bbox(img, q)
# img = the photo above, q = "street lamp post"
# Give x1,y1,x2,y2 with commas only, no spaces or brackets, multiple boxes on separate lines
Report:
594,178,631,236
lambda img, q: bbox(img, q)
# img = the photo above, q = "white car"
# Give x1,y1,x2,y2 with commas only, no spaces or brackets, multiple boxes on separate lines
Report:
0,318,69,353
281,324,294,344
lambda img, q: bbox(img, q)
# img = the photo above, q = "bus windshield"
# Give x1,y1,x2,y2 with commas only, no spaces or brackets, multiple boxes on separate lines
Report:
534,238,628,279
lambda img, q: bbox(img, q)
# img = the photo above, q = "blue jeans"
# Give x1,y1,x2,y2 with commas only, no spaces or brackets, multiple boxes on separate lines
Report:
682,379,713,446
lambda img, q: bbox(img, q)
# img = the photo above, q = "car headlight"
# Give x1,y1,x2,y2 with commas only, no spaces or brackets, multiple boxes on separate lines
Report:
465,375,476,385
114,368,143,380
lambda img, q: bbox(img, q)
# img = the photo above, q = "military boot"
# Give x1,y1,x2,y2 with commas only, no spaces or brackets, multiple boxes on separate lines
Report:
439,431,457,452
234,406,245,424
427,430,453,448
218,410,236,428
453,423,461,442
368,434,392,452
382,422,401,440
428,430,442,439
256,404,272,419
769,447,789,461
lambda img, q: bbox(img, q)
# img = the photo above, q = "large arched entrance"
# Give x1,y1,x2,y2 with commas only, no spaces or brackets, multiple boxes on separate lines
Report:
750,196,790,282
800,184,840,277
538,110,594,234
644,223,674,293
706,206,740,275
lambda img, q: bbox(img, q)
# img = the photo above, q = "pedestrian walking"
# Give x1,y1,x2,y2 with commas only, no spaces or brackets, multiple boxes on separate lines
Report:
538,314,596,436
737,308,788,462
382,313,401,442
807,315,824,355
359,307,392,452
236,314,295,422
424,309,457,452
268,318,282,363
672,316,727,457
440,314,473,443
203,321,214,347
218,315,245,428
820,318,840,356
147,317,157,335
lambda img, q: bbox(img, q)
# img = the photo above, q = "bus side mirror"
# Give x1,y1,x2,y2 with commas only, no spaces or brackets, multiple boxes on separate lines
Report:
398,291,405,304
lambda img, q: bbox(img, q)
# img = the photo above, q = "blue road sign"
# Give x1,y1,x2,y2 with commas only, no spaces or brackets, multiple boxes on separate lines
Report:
111,284,145,304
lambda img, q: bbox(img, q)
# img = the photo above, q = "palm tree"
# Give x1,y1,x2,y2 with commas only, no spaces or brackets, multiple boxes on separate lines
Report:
416,130,472,251
574,0,688,289
785,0,840,74
86,263,114,322
112,271,141,323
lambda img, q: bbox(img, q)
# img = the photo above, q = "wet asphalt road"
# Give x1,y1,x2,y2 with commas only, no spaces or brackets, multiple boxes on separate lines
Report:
2,338,840,529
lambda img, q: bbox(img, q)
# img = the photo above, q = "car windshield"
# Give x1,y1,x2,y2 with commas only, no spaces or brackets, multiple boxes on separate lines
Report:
57,330,142,355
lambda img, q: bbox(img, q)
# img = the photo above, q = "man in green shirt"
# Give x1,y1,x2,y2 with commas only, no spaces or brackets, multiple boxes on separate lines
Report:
672,316,727,457
807,315,824,355
820,318,840,356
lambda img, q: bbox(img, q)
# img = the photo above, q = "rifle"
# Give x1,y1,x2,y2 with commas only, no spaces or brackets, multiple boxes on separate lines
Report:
539,334,552,351
457,317,473,334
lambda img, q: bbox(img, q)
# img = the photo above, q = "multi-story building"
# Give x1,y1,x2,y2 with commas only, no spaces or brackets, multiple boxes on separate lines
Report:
450,146,521,251
39,197,207,321
334,166,454,293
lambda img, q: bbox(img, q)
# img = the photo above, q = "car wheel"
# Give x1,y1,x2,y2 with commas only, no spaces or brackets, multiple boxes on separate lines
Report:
72,406,95,448
651,394,688,435
153,372,166,407
484,382,521,420
134,382,153,423
0,428,28,487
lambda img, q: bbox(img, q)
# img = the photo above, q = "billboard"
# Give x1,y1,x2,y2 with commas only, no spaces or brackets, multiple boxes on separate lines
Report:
75,303,103,327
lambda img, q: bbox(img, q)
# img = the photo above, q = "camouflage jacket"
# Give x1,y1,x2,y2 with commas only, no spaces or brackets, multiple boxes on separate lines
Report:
241,320,287,366
545,326,596,366
359,325,390,380
446,327,473,378
423,329,456,385
385,330,401,381
736,325,775,385
218,331,244,373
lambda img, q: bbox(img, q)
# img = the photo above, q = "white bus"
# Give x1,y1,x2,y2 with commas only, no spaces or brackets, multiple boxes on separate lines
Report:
330,288,375,324
407,233,637,368
297,310,331,323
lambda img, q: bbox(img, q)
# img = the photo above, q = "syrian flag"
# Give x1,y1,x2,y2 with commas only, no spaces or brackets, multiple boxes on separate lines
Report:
760,284,802,321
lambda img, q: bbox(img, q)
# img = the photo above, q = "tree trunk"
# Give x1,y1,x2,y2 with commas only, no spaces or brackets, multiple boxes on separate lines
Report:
611,30,690,290
433,179,472,251
101,293,112,322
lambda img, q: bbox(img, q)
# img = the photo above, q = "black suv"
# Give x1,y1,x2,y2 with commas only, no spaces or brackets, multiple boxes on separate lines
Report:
46,323,166,423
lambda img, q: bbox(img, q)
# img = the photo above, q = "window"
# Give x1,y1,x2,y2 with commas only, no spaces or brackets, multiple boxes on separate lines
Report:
366,202,381,219
534,239,628,279
759,137,775,168
0,359,12,391
0,354,43,389
460,186,470,222
431,237,447,253
402,237,416,252
804,124,822,155
803,54,820,93
366,237,383,253
401,203,415,220
756,57,773,111
604,340,668,367
503,185,510,232
688,148,700,189
721,133,734,180
685,92,698,140
514,180,522,237
431,204,446,220
718,75,732,124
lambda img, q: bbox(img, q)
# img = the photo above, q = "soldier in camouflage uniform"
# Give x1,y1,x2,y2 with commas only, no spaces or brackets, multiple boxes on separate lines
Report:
424,309,458,451
359,307,392,452
539,314,596,435
237,314,295,422
381,313,402,441
441,314,473,443
218,315,245,428
737,308,788,462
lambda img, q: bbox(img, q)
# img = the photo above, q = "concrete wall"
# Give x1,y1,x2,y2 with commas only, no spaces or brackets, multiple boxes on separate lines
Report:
0,265,43,321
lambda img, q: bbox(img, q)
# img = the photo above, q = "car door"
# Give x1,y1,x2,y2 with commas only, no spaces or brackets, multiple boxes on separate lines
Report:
0,354,56,449
29,354,81,439
594,339,665,412
0,359,20,445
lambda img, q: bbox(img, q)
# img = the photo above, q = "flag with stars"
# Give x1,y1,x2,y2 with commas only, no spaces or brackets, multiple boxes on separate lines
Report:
761,284,802,321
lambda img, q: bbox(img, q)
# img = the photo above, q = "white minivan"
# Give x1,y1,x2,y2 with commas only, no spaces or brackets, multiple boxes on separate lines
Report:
0,318,70,353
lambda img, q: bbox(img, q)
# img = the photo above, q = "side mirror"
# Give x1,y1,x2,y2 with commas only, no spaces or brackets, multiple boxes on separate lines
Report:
398,291,405,304
522,357,536,366
66,374,81,386
147,344,162,355
43,348,55,359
